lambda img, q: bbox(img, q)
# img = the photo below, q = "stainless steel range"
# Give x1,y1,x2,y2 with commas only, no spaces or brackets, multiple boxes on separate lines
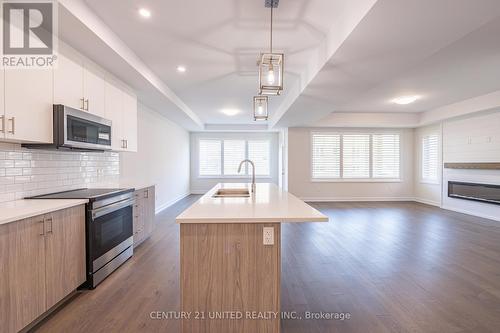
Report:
27,188,135,288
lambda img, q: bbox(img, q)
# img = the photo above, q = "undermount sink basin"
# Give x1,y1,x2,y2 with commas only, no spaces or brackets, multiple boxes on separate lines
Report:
212,188,250,198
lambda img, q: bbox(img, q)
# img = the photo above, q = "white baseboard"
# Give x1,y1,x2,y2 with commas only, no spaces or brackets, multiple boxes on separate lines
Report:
155,192,191,215
413,197,441,207
301,196,415,202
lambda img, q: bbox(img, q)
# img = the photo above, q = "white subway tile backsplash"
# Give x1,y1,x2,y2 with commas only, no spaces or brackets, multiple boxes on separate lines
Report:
0,144,120,203
6,152,23,160
0,160,14,168
5,168,22,176
14,160,30,168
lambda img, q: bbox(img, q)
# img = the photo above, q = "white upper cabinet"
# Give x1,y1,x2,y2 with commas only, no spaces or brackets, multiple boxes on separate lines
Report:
0,43,137,150
123,92,138,152
4,68,53,143
83,65,106,117
104,78,137,152
105,80,124,151
53,52,84,110
54,48,105,117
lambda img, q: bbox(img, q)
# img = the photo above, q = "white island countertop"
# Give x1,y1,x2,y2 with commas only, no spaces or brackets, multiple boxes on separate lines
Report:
176,183,328,224
0,199,89,225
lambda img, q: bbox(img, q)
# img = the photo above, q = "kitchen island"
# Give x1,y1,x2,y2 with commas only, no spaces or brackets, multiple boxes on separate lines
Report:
176,183,328,333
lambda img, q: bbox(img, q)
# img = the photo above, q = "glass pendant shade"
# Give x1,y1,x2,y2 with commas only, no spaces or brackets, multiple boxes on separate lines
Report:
259,53,284,95
253,95,269,121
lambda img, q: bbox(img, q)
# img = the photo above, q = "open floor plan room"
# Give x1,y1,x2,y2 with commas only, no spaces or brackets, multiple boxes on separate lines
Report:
1,0,500,332
32,199,500,332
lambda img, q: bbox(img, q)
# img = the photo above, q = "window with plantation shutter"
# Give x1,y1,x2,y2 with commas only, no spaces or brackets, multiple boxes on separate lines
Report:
198,138,272,177
372,134,400,179
422,134,439,182
311,132,401,180
199,139,221,176
343,134,370,178
223,140,246,175
248,140,270,176
312,134,340,179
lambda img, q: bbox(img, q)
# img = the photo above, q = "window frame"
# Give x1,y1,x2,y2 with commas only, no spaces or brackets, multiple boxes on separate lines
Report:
420,134,440,185
197,138,272,179
310,131,402,183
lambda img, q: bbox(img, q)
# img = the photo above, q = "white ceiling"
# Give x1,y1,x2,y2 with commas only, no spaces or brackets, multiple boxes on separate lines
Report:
83,0,362,125
77,0,500,129
274,0,500,127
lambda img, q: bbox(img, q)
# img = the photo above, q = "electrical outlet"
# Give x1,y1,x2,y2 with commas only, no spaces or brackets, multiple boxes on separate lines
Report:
263,227,274,245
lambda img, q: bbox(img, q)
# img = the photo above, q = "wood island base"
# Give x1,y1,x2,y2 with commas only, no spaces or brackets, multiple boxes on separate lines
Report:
180,222,281,333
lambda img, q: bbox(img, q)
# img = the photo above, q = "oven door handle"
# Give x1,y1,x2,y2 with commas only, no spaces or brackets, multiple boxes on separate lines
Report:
91,199,135,219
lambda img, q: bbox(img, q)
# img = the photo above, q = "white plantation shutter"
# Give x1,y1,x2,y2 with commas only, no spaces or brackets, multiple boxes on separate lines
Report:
223,140,246,175
342,134,370,178
199,139,222,176
372,134,400,178
312,134,341,178
422,135,439,182
248,140,270,176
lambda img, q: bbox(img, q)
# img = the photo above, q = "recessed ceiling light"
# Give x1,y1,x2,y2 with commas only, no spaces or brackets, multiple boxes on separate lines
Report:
176,65,187,73
392,95,420,105
220,108,240,116
138,8,151,18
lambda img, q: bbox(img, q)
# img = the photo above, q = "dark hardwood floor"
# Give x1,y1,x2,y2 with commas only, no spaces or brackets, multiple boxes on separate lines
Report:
34,197,500,333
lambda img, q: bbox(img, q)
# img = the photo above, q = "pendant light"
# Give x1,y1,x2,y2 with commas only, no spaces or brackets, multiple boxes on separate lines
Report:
253,95,269,121
258,0,283,96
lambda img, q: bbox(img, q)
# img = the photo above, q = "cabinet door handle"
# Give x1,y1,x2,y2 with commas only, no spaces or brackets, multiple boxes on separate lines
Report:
0,115,4,133
80,98,85,110
124,139,128,149
38,220,45,236
85,99,89,111
7,117,15,134
45,217,53,234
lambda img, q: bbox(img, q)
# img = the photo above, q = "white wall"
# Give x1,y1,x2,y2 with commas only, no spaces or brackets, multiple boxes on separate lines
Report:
441,111,500,221
121,104,190,212
413,124,442,206
190,132,279,194
287,127,415,201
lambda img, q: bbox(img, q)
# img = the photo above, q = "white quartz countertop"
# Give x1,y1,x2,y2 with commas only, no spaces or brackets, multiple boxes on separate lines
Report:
0,199,89,225
176,183,328,224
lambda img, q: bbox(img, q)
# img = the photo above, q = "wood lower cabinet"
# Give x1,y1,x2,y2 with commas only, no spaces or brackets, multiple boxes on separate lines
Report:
45,206,86,309
133,186,155,247
0,215,46,333
0,205,86,333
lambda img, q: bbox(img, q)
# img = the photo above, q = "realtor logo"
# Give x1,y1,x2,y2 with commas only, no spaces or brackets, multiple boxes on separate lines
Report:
1,0,57,68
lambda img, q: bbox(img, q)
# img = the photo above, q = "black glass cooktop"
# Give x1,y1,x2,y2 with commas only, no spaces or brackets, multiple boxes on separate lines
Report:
26,188,133,200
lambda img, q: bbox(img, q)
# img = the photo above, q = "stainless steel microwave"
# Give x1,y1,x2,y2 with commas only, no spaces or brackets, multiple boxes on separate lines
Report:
24,105,112,151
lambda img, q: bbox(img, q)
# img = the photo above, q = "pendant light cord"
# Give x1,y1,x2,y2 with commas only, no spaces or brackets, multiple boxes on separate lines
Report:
270,6,273,53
